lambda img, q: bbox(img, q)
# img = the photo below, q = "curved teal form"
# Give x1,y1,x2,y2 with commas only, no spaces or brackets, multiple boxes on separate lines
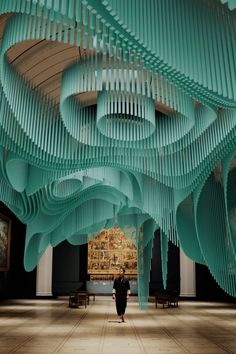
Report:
176,195,205,265
0,0,236,308
220,0,236,10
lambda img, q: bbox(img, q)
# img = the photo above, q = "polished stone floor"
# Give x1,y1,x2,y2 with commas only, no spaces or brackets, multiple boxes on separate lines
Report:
0,297,236,353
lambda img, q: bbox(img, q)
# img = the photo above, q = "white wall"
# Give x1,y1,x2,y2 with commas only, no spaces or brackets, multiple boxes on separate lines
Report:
36,246,53,296
180,250,196,297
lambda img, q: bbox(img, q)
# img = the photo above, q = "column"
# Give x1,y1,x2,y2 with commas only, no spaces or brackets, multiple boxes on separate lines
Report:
36,246,53,296
180,250,196,297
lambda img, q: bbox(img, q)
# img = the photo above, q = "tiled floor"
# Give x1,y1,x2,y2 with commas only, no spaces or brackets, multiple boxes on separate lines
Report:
0,297,236,353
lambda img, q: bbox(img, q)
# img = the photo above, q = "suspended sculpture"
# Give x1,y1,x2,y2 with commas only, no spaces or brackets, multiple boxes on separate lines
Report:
0,0,236,308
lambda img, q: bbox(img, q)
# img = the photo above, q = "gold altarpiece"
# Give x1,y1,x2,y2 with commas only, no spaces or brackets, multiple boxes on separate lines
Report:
88,227,137,280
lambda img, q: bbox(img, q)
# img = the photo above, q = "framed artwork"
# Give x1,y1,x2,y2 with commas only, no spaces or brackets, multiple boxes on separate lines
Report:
88,227,137,280
0,213,11,271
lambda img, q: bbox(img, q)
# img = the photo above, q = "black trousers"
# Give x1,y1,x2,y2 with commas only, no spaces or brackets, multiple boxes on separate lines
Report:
116,296,127,316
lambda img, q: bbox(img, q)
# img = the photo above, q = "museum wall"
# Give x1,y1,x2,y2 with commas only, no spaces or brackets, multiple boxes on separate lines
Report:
0,202,36,300
0,206,233,302
52,241,87,295
196,263,236,301
52,229,181,296
53,229,235,300
149,230,180,295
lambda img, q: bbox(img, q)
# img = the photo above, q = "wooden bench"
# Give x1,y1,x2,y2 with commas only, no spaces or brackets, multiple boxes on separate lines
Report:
69,291,88,308
69,291,96,308
155,290,179,308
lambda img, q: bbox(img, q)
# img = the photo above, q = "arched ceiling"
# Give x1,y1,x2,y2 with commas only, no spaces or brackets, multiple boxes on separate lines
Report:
6,31,174,115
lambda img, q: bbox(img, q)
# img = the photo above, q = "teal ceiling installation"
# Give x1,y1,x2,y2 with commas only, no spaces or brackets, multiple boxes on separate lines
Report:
0,0,236,308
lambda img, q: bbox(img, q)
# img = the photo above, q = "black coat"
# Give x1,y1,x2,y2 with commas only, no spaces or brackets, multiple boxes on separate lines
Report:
113,276,130,299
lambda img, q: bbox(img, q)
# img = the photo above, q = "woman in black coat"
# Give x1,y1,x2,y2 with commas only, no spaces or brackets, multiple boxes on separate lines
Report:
112,267,131,322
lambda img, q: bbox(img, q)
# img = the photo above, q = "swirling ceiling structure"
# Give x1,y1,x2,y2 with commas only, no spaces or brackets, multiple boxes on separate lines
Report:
0,0,236,307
